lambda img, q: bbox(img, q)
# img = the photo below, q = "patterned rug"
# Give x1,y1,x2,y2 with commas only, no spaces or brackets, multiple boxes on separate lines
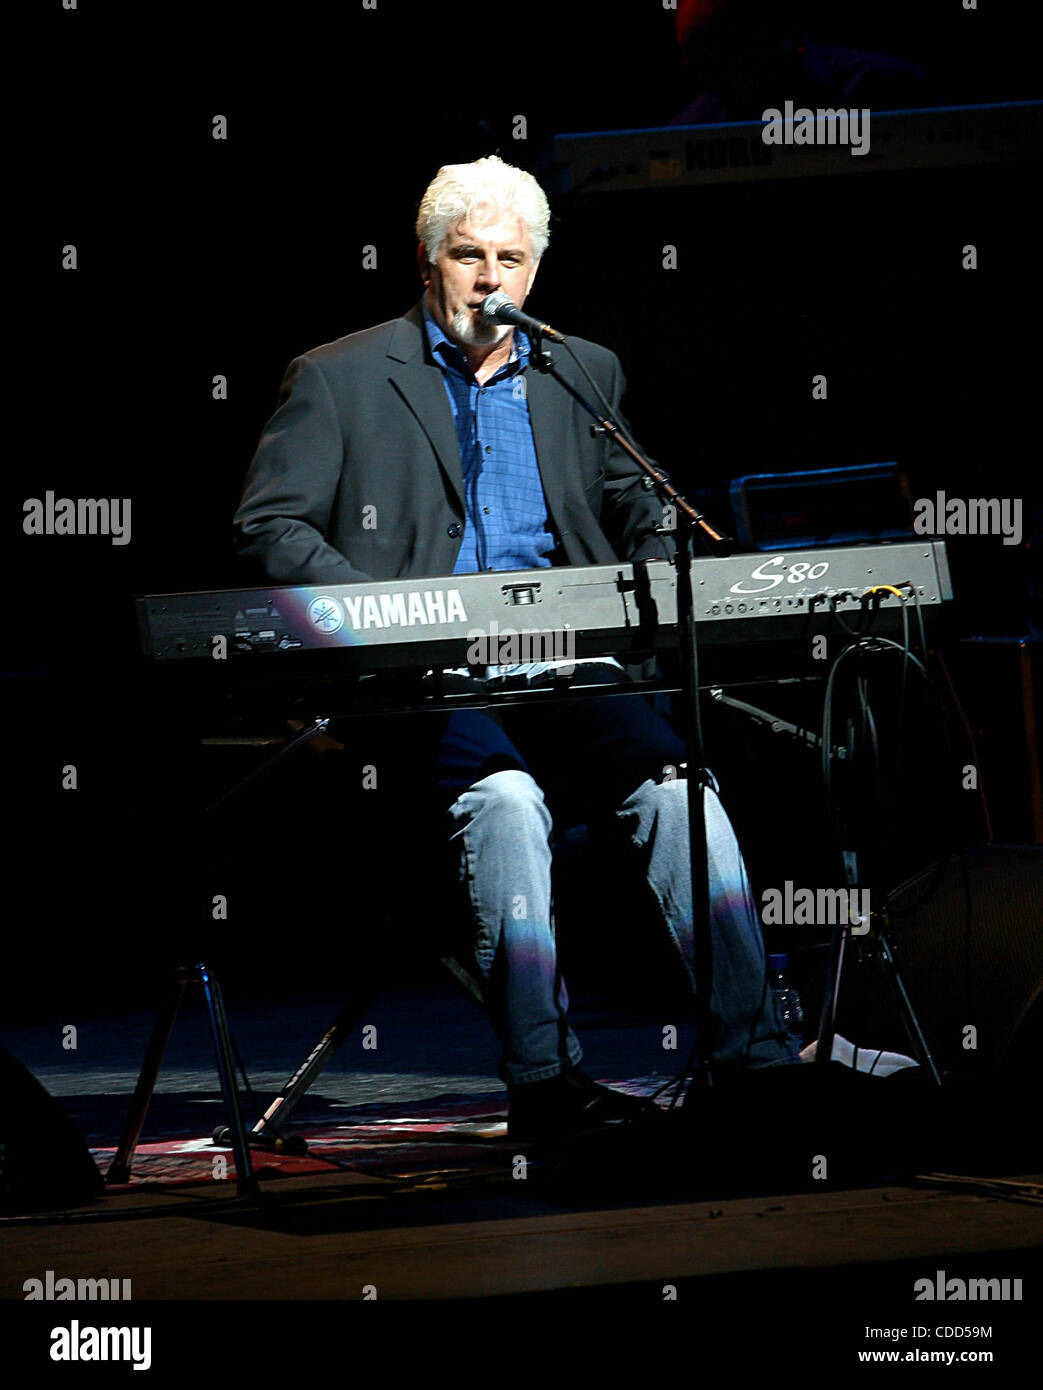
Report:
95,1077,672,1188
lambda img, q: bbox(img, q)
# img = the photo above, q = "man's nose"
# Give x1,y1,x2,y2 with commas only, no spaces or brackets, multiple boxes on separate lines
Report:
476,257,502,288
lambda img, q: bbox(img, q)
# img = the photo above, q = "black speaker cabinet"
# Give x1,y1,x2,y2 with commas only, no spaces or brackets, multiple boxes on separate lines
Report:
949,637,1042,845
0,1045,104,1210
880,843,1043,1077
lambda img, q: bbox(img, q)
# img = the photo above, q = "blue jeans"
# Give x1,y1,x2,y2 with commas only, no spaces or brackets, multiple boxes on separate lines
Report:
416,666,800,1084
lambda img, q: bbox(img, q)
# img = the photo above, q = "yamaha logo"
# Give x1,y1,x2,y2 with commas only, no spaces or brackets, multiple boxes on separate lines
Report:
307,596,345,634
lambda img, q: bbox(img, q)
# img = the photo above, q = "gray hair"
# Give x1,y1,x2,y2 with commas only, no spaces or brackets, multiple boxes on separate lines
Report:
416,155,550,266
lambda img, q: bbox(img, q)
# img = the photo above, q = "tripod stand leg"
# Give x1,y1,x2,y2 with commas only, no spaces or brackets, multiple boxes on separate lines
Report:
197,964,258,1198
815,922,848,1067
873,929,944,1086
248,993,377,1147
207,717,330,813
247,957,482,1149
107,975,186,1185
439,955,486,1009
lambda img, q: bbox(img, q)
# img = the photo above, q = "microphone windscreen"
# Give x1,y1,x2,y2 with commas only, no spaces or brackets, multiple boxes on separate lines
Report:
480,291,515,323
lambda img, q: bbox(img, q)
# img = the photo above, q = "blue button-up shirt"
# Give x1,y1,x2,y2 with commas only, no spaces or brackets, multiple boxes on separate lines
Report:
423,303,559,574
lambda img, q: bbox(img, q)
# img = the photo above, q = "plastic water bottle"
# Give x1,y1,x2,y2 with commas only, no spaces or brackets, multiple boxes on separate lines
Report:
768,953,805,1048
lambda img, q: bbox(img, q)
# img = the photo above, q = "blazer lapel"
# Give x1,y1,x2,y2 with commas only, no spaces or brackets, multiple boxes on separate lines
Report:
523,363,568,541
386,306,465,514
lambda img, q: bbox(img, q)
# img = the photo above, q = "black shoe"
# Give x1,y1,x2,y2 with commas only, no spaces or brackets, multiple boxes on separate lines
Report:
507,1067,657,1141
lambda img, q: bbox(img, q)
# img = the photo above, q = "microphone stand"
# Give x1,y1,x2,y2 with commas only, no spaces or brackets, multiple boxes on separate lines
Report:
531,332,733,1087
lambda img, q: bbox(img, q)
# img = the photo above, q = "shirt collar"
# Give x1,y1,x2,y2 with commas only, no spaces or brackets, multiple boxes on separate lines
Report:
422,298,531,380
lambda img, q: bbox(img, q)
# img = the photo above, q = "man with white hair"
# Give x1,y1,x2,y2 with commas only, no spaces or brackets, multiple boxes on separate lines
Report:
235,155,806,1139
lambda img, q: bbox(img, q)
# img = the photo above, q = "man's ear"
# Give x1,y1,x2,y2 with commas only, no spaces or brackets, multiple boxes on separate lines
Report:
417,243,431,286
525,257,541,297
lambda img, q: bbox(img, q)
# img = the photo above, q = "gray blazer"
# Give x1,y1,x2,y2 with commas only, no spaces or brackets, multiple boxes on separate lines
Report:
233,299,674,585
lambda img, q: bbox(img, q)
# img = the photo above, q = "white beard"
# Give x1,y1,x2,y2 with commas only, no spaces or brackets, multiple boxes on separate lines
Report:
450,306,511,348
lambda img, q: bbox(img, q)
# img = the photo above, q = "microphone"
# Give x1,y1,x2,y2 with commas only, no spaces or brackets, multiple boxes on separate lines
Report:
480,291,566,343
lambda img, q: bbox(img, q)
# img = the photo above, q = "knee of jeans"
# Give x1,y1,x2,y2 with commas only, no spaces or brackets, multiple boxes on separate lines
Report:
617,773,688,849
456,768,552,838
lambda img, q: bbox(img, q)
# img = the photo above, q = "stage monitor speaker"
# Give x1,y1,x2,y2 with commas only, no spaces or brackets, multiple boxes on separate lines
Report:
0,1045,104,1210
876,843,1043,1077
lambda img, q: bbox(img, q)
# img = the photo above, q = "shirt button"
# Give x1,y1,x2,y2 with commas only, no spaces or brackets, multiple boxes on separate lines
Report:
485,445,492,454
447,523,462,538
483,507,490,514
